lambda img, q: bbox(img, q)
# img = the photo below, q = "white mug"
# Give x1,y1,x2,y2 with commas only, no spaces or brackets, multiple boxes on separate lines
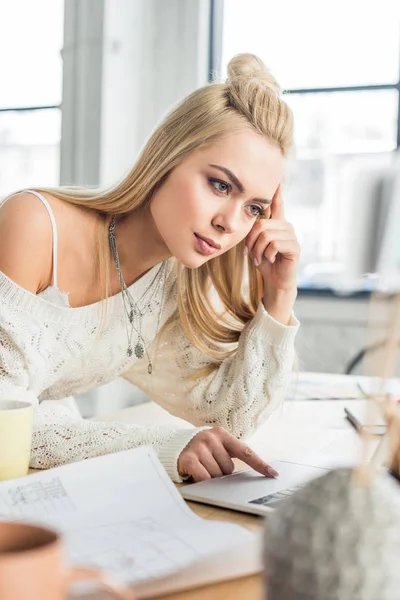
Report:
0,400,34,481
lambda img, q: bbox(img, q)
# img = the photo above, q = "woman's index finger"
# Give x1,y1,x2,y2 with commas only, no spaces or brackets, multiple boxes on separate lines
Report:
224,436,278,477
270,184,284,220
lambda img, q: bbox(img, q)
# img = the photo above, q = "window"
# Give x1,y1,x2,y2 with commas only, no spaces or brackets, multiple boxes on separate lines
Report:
216,0,400,286
0,0,64,198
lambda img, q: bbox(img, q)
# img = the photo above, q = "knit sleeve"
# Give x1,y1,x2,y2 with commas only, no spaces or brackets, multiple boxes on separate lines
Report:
123,302,300,439
0,315,39,405
30,404,208,482
0,305,206,482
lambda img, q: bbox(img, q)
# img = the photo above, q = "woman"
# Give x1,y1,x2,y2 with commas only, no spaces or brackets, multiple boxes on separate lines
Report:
0,54,300,482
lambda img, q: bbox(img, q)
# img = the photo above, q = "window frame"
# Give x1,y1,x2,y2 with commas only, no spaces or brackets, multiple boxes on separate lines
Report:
210,0,400,149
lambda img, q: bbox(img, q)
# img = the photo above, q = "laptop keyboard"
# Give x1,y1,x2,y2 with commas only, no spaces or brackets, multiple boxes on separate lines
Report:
248,484,305,507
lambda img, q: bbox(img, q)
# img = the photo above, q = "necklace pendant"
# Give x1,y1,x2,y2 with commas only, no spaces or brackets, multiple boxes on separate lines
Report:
148,363,153,375
127,345,133,357
134,343,145,359
129,309,134,323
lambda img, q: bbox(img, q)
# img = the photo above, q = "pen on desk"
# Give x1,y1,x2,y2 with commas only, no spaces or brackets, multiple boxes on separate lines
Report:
344,408,362,433
344,407,387,436
346,406,400,484
356,382,368,398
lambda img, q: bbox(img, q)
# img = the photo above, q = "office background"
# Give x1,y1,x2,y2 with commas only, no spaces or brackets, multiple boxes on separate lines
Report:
1,0,399,414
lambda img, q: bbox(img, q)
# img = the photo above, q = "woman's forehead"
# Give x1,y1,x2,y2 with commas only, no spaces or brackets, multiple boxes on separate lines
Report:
186,131,284,193
194,131,281,166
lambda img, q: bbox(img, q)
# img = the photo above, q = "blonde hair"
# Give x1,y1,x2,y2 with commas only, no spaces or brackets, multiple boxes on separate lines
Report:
21,53,294,375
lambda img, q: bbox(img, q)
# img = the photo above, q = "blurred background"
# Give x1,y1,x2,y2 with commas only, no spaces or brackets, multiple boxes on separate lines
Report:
1,0,399,414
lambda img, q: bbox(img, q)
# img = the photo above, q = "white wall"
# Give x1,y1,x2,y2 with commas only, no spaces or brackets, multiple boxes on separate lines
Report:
100,0,211,187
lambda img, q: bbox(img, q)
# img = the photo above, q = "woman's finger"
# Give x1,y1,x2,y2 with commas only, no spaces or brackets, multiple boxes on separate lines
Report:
179,452,211,482
262,239,300,264
200,454,224,478
270,184,284,220
212,447,235,475
251,230,292,266
245,219,292,255
223,435,279,478
178,428,278,481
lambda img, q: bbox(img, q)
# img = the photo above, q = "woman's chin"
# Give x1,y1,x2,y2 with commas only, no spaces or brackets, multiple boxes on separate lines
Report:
176,251,212,269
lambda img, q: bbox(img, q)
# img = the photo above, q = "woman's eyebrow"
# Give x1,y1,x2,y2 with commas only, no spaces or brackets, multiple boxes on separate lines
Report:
208,164,272,204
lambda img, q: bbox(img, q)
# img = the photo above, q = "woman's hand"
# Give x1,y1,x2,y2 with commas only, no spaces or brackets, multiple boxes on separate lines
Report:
177,427,278,482
244,185,300,292
244,185,300,324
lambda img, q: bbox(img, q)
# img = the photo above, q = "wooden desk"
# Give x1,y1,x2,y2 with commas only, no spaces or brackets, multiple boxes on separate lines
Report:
91,397,373,600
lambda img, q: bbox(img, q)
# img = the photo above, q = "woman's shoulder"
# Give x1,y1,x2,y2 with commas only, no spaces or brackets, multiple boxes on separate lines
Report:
0,190,96,295
0,190,55,224
0,191,56,294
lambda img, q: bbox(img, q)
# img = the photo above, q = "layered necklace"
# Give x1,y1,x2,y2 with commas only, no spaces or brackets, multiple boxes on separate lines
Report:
108,215,167,374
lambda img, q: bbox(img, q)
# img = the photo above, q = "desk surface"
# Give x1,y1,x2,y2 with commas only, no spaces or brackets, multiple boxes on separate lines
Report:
92,395,374,600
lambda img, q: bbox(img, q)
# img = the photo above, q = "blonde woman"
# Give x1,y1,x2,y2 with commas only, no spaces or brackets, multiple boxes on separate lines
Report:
0,54,300,483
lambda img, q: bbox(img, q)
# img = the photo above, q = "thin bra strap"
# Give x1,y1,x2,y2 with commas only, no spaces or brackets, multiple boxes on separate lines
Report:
23,190,59,289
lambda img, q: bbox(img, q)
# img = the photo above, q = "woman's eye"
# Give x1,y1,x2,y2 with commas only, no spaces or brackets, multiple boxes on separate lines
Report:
209,178,231,195
247,204,265,218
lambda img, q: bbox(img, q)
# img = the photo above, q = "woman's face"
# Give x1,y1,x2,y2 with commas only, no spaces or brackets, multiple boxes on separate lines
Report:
150,129,284,268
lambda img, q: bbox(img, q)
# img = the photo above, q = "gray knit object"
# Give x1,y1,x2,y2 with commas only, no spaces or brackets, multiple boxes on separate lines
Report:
264,468,400,600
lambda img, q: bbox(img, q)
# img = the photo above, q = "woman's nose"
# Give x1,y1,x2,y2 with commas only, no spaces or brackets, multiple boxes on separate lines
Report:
212,207,240,234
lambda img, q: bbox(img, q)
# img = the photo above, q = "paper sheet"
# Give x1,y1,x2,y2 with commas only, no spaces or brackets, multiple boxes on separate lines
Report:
0,447,258,588
286,371,400,401
286,371,363,400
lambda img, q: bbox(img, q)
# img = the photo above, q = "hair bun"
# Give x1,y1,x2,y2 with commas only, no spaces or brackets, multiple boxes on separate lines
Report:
226,53,281,95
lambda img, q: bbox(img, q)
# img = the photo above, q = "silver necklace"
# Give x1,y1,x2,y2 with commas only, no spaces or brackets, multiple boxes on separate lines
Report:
108,215,167,374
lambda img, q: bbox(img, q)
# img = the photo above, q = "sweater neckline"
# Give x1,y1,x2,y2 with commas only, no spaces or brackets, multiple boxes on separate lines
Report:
0,261,167,323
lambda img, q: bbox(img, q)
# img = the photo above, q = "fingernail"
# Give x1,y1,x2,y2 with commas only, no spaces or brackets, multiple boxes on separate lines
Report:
266,466,279,478
243,246,248,256
254,258,259,267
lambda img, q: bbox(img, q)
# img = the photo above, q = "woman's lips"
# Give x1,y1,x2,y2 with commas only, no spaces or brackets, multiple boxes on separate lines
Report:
194,233,220,256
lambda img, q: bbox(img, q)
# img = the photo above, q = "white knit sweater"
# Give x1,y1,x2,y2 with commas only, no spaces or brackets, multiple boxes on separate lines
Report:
0,260,299,482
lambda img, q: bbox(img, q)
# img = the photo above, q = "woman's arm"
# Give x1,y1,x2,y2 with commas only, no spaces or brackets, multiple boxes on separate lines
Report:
0,193,53,293
124,185,300,438
0,193,53,404
0,196,207,482
123,301,299,440
0,296,207,482
31,403,207,482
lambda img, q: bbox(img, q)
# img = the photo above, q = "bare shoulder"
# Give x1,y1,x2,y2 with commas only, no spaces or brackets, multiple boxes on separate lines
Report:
0,192,54,293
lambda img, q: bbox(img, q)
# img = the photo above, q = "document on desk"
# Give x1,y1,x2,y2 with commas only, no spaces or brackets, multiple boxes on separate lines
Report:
286,372,363,400
286,372,400,401
0,447,261,597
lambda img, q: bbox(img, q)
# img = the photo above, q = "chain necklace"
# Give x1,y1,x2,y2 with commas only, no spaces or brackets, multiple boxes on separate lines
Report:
108,215,167,374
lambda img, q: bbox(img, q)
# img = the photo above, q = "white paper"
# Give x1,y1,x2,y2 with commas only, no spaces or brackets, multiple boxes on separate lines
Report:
286,371,400,401
134,531,262,599
0,447,258,587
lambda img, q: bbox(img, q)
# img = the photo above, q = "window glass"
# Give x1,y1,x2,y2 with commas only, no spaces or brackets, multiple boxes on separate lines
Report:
0,0,64,109
286,89,398,154
0,0,64,196
221,0,400,285
0,110,61,197
222,0,400,89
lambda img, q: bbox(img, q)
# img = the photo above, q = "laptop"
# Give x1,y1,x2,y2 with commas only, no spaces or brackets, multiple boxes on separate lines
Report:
180,455,342,516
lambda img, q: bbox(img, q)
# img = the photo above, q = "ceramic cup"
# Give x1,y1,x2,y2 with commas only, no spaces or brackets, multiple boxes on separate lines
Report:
0,400,34,481
0,521,134,599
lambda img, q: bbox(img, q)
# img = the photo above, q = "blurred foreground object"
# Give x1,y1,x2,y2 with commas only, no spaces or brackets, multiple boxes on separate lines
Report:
264,293,400,599
264,467,400,600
